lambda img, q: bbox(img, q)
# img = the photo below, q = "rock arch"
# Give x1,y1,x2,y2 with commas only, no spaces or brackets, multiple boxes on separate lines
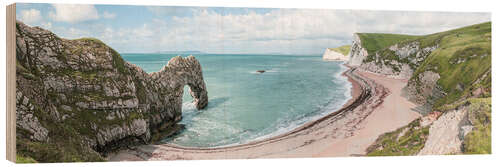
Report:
152,56,208,110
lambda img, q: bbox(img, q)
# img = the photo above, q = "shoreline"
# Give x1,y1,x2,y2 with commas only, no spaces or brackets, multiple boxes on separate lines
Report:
108,65,419,161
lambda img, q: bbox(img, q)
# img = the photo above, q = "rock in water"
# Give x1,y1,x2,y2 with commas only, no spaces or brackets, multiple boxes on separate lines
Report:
15,20,208,161
256,70,266,73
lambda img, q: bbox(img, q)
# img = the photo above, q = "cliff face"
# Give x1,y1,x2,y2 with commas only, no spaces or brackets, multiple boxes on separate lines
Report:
347,34,368,66
347,22,490,107
358,42,438,79
322,48,349,61
348,35,438,79
15,21,208,162
363,22,491,156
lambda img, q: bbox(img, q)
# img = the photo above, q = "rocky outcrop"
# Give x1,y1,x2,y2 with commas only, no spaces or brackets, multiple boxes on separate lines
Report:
404,71,446,108
347,34,368,66
418,106,471,155
357,41,438,79
322,48,349,61
362,22,491,156
15,21,208,161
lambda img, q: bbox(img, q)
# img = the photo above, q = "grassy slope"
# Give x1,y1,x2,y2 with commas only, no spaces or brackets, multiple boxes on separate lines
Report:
357,33,420,54
359,22,491,108
16,154,38,163
411,22,491,108
367,97,492,156
463,98,491,154
364,22,491,156
366,119,429,156
328,45,351,56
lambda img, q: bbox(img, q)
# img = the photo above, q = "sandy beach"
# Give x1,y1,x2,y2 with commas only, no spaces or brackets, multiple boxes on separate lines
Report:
108,66,421,161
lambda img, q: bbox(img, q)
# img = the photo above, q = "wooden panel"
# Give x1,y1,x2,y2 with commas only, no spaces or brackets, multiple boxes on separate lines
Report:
6,3,16,163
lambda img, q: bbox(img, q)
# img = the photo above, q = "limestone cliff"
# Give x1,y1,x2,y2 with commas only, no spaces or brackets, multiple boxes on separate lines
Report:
15,21,208,162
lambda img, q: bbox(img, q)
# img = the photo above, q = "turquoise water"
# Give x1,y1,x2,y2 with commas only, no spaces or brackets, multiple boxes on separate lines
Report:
122,54,351,148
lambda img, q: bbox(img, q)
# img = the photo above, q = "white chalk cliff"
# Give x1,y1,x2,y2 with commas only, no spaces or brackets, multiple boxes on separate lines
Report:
347,34,368,66
322,48,349,61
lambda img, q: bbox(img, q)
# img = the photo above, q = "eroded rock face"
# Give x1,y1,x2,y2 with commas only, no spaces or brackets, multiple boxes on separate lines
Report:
15,21,208,156
404,71,446,107
347,34,368,66
357,41,438,79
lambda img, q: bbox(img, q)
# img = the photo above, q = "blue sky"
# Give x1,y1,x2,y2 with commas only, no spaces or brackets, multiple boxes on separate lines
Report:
16,3,490,54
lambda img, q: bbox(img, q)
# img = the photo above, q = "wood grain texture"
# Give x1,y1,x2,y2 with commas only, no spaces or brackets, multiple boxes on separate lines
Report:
6,3,16,163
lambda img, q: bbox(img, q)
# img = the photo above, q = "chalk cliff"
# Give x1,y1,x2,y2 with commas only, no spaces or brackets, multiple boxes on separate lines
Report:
15,21,208,162
347,34,368,66
322,46,350,61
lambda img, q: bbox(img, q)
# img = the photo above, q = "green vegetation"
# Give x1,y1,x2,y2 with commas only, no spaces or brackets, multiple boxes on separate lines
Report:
359,33,421,71
74,37,129,75
463,98,491,154
366,119,429,156
411,22,491,108
328,45,351,56
58,69,99,80
15,22,161,163
363,22,491,156
16,154,38,163
15,96,105,162
17,137,103,162
359,22,491,109
110,48,129,74
357,33,419,54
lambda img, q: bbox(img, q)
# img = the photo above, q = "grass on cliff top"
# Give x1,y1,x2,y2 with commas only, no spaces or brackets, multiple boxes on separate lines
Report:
366,119,429,156
357,33,420,54
328,45,351,56
411,22,491,107
74,37,129,75
463,97,491,154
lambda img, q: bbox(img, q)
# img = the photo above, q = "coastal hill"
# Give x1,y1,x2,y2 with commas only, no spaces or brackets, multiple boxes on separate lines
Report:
347,22,492,155
322,45,351,61
15,21,208,162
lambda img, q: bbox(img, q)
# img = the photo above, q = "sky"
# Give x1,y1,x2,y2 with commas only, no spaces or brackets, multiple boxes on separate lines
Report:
16,3,491,55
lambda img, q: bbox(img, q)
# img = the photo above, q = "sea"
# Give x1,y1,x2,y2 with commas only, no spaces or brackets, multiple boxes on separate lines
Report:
122,53,351,148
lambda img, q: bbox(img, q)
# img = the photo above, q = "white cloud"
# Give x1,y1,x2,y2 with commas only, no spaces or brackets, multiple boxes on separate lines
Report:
146,6,196,17
102,11,116,19
41,22,52,29
19,9,42,25
144,9,489,54
49,4,99,23
41,8,490,54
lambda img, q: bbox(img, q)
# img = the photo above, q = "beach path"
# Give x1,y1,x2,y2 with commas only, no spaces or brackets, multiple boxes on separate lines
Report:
314,70,421,157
